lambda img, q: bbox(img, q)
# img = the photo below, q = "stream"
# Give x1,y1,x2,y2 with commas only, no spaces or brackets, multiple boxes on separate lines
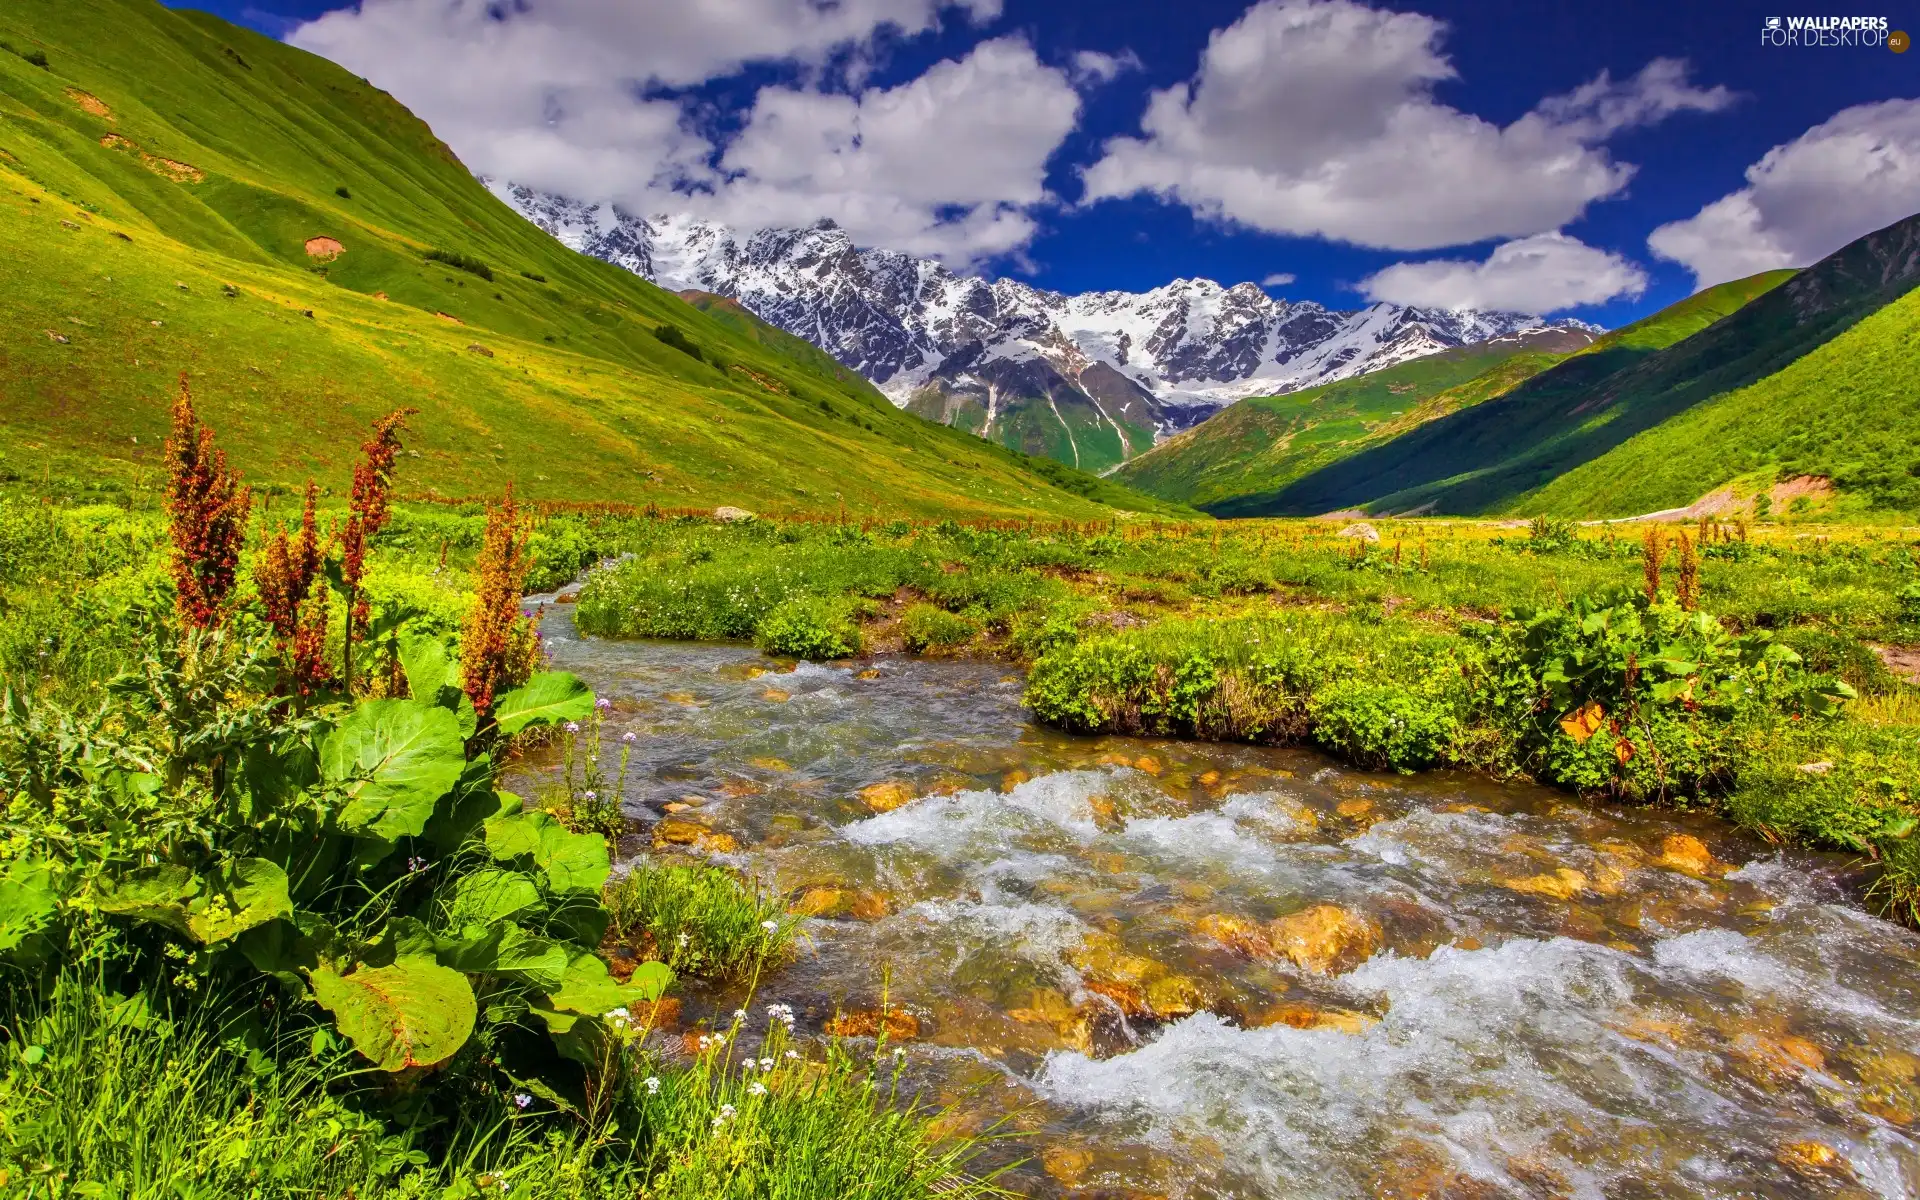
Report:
508,602,1920,1199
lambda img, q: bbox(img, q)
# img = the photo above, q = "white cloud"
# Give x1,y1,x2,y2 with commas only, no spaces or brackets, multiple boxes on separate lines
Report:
702,38,1081,261
1069,49,1142,87
1081,0,1733,251
1360,233,1648,313
287,0,1058,264
1261,272,1297,287
1649,98,1920,290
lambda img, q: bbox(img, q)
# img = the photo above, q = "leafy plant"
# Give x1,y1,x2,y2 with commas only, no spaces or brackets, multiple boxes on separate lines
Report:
900,602,977,652
754,595,860,660
604,863,799,982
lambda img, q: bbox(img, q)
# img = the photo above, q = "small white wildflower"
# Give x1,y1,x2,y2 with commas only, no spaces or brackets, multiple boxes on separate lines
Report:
622,731,636,743
732,1008,747,1023
644,1076,661,1094
513,1093,532,1109
565,721,581,733
784,1049,800,1060
747,1081,767,1096
676,931,690,945
720,1104,735,1117
759,1057,774,1071
893,1047,906,1058
760,919,778,933
595,697,612,710
583,790,597,801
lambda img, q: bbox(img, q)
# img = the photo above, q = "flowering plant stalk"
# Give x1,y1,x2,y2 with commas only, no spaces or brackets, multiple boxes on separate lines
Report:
338,407,415,689
162,374,251,632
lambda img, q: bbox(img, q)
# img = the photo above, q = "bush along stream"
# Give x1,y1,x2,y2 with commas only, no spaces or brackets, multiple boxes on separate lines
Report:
0,382,1009,1198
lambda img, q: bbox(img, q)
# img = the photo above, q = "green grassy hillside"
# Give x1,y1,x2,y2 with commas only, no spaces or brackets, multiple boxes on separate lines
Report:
1218,268,1798,517
0,0,1188,519
1112,328,1591,509
1524,284,1920,516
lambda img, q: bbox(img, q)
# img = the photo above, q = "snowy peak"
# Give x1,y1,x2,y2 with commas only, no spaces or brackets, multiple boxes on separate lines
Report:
490,181,1598,472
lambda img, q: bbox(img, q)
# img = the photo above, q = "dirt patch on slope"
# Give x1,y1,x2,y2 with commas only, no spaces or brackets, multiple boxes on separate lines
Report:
98,133,204,183
1601,475,1835,523
1874,645,1920,686
304,236,345,261
65,88,112,120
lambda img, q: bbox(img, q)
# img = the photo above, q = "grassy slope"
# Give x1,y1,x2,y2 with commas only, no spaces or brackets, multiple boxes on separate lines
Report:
1220,270,1797,517
1112,337,1578,509
0,0,1188,519
1526,285,1920,516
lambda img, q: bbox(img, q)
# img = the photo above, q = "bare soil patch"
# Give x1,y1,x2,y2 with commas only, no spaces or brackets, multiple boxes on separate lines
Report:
65,88,112,120
1873,644,1920,686
304,236,344,261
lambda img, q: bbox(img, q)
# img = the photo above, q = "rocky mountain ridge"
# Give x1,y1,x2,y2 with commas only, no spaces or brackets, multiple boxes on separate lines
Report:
491,182,1598,470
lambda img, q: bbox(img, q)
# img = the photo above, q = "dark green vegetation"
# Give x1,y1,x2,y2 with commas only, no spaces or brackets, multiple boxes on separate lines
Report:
0,0,1185,521
579,514,1920,921
0,487,1008,1195
1114,328,1594,510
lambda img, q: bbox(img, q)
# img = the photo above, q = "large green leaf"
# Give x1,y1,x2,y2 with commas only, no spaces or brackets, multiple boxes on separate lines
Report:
321,700,467,841
92,864,199,933
187,859,294,944
0,860,59,953
442,921,571,992
492,672,594,736
545,951,671,1016
446,868,542,927
482,810,610,895
310,955,476,1071
399,634,457,704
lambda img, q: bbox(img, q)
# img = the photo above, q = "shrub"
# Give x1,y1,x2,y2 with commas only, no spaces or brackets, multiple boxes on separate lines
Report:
653,324,704,363
754,594,860,660
521,270,548,283
900,602,977,652
1899,581,1920,625
424,248,494,281
334,185,351,199
1310,680,1458,772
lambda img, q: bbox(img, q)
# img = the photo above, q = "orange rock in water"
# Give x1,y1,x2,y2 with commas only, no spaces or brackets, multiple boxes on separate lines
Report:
1776,1140,1845,1174
1197,769,1222,787
855,668,881,680
1248,1003,1377,1035
1145,975,1207,1019
825,1007,920,1040
1500,868,1589,901
1735,1032,1826,1077
1088,793,1122,829
1041,1144,1095,1187
623,996,681,1033
761,687,791,702
1655,833,1724,876
662,691,701,707
791,886,855,917
1267,904,1381,975
1335,797,1374,819
748,756,793,772
651,818,738,854
1000,768,1031,792
849,890,891,920
1195,912,1273,958
859,780,916,813
1134,755,1163,776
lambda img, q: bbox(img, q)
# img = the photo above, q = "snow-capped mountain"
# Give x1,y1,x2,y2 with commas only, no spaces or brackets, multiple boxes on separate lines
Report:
491,182,1599,472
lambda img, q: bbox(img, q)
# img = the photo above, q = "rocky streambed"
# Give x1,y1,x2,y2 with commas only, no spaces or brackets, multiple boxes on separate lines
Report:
508,602,1920,1199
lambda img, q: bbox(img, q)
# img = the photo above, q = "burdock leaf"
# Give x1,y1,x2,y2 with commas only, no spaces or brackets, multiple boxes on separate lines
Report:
446,868,542,927
481,810,610,895
0,860,59,953
186,858,294,944
492,672,593,736
321,699,466,841
92,864,200,933
310,955,475,1071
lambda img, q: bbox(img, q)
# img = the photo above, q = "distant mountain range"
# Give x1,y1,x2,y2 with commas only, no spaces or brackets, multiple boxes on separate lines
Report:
491,183,1597,472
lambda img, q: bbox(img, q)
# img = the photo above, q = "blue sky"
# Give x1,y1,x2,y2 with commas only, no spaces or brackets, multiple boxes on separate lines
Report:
180,0,1920,326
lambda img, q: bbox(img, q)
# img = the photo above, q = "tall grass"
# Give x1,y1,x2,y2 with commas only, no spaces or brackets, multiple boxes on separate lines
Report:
606,863,802,982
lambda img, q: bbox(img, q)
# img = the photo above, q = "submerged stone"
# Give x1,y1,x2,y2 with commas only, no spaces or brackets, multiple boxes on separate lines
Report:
651,818,738,854
1655,833,1725,876
1267,904,1381,975
1247,1003,1378,1035
1500,868,1589,901
859,780,917,813
825,1006,921,1040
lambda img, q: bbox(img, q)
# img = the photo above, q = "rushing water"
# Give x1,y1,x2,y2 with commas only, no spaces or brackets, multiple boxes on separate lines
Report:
511,603,1920,1199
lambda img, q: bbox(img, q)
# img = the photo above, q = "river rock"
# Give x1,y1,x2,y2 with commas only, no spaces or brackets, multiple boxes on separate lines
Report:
1776,1140,1847,1176
1041,1144,1095,1187
1655,833,1725,877
825,1006,920,1040
713,506,755,522
1500,868,1589,901
859,780,916,813
1337,522,1380,542
1194,913,1273,958
1144,975,1208,1019
651,818,738,854
1247,1003,1378,1035
1267,904,1381,975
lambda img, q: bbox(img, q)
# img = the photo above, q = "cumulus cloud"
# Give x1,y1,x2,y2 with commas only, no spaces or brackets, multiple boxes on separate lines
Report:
1081,0,1733,251
287,0,1064,264
1360,233,1648,313
704,38,1082,260
1649,99,1920,290
1261,272,1298,287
